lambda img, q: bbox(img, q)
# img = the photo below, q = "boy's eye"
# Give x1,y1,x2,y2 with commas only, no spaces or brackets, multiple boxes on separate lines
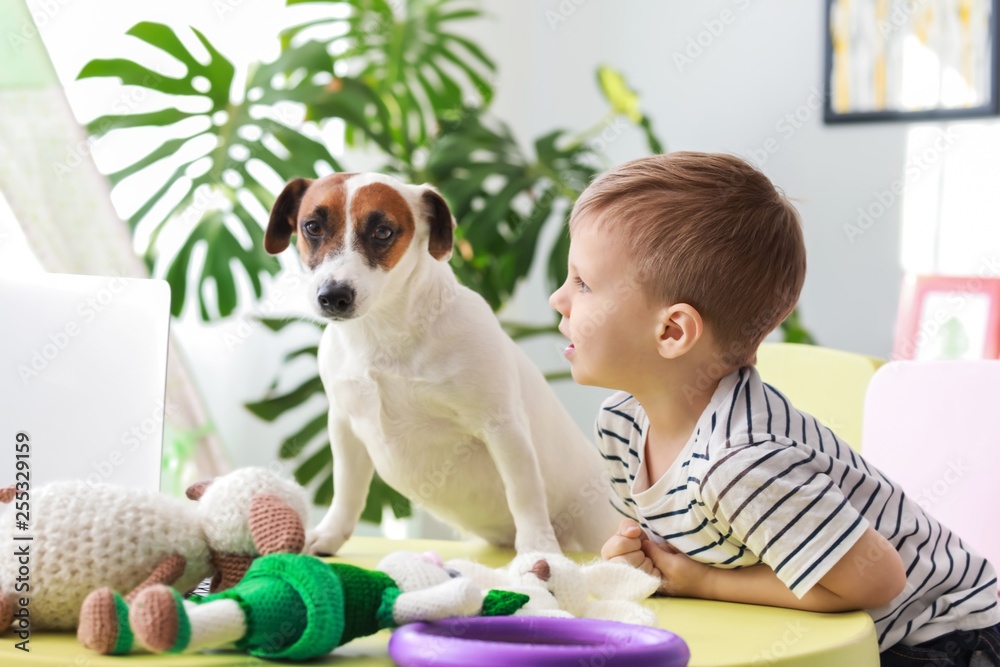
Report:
574,277,590,293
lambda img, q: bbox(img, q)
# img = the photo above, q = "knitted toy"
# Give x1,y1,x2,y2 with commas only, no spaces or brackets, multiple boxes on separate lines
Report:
0,467,307,644
94,550,529,659
448,550,662,627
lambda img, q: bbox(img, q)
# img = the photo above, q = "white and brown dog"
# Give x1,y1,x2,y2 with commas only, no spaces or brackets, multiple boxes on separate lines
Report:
265,172,619,555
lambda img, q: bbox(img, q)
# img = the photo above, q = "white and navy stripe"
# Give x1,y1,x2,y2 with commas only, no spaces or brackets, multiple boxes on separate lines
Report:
596,366,999,650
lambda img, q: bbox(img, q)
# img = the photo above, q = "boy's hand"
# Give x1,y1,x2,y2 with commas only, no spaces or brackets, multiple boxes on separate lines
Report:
641,539,711,597
600,519,662,578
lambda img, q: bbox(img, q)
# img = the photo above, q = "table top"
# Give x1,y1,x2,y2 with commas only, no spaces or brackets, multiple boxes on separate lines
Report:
0,536,879,666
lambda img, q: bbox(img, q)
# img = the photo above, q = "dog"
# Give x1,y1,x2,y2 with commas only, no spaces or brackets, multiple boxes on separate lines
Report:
264,172,619,555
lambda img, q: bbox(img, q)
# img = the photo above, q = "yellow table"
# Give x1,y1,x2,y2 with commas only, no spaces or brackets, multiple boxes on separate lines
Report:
0,537,879,666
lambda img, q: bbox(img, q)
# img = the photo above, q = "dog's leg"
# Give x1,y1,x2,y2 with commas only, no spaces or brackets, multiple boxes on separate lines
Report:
565,491,623,554
305,411,374,556
481,423,561,554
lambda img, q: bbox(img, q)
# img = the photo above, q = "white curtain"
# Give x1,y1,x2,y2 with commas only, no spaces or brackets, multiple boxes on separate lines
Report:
0,0,229,482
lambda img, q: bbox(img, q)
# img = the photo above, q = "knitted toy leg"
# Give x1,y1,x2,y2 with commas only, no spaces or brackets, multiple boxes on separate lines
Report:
183,598,247,652
130,585,248,654
131,578,310,656
77,588,134,655
128,585,194,653
131,554,344,660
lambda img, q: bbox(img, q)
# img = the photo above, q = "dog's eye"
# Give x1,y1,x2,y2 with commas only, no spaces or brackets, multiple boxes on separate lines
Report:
303,221,322,237
374,225,393,241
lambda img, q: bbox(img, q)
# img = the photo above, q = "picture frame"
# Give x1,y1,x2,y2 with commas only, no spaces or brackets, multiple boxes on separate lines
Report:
893,274,1000,360
823,0,1000,123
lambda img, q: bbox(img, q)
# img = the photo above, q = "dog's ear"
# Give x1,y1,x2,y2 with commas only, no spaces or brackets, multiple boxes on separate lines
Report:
266,178,313,254
421,188,455,261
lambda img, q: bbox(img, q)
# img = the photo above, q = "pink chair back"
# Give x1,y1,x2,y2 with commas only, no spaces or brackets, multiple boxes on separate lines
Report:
862,361,1000,573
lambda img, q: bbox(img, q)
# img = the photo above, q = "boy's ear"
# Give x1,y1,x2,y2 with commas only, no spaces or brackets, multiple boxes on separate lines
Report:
654,303,704,360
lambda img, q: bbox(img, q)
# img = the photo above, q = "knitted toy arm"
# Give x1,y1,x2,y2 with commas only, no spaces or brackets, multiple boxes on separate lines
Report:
580,561,660,627
124,553,187,604
390,578,481,625
581,561,661,601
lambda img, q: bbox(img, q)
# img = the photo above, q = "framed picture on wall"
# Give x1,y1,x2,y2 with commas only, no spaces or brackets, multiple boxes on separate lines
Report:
893,275,1000,360
823,0,1000,123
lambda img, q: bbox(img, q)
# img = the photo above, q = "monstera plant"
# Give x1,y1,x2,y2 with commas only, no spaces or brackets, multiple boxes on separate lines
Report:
78,0,811,519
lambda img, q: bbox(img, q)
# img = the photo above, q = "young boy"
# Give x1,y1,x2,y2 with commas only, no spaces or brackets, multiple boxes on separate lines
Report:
549,152,1000,666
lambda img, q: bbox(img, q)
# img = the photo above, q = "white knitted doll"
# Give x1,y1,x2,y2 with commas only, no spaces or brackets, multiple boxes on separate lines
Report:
0,466,308,647
448,550,661,626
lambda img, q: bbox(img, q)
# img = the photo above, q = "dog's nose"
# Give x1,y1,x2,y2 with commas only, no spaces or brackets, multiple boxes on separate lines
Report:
317,282,355,315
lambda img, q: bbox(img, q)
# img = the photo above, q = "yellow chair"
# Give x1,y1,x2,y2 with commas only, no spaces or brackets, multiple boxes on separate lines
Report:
756,343,885,452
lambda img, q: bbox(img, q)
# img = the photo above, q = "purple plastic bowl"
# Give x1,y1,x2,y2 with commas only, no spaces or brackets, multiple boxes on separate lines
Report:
388,616,690,667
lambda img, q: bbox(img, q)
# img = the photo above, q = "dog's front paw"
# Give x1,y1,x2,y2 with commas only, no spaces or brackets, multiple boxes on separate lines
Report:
304,527,349,557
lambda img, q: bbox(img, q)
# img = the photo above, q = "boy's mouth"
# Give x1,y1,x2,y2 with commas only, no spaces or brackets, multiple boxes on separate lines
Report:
563,343,575,359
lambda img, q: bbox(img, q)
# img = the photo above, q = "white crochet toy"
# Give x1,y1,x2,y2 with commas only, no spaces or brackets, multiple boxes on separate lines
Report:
448,550,662,627
0,467,308,644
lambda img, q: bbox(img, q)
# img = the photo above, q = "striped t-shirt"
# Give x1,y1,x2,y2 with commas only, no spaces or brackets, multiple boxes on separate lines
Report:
598,366,999,650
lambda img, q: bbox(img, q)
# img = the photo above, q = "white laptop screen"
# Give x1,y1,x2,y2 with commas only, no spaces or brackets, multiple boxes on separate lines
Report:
0,273,170,492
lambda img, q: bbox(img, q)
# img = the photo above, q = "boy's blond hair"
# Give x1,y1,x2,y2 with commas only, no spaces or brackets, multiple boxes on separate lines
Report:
570,152,806,367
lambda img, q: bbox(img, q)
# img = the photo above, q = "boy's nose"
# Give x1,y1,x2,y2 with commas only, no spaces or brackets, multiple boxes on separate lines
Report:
548,285,566,315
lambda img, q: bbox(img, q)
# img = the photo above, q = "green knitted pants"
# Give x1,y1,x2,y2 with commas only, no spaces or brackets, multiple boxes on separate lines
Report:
195,554,395,660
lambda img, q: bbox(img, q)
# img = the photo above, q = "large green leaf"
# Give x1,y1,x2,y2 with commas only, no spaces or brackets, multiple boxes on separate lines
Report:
78,22,342,319
290,430,412,519
163,204,280,318
254,316,324,333
421,110,603,309
421,110,538,308
245,375,325,421
280,0,496,163
279,411,328,458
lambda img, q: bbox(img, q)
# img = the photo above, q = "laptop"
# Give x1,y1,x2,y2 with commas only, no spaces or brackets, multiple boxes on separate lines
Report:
0,272,171,491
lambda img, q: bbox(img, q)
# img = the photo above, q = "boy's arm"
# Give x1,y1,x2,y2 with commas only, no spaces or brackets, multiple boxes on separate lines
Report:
643,526,906,612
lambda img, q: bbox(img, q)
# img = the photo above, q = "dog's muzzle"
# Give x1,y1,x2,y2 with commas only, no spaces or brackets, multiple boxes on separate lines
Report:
317,281,356,318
